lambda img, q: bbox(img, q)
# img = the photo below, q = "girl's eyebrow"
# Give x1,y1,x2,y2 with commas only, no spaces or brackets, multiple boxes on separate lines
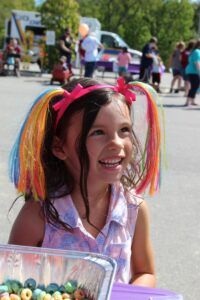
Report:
91,121,132,129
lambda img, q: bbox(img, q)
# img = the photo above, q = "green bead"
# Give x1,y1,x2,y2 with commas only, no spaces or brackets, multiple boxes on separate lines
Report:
24,278,37,290
0,285,9,294
52,292,61,296
37,291,46,300
3,280,12,293
64,281,77,294
17,288,24,296
11,280,23,293
52,292,62,300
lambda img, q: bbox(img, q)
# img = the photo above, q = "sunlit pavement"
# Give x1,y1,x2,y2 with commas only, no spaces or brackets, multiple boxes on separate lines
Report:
0,69,199,300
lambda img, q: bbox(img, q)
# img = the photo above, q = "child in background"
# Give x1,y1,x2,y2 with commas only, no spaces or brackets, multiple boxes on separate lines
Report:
151,50,163,93
50,56,72,85
117,47,131,77
8,77,162,287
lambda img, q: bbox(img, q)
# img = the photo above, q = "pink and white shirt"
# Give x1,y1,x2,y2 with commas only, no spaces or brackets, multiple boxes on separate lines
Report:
42,184,142,283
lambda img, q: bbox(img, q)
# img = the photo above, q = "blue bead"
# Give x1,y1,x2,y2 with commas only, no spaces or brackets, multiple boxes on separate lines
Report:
46,283,59,294
24,278,37,290
32,288,42,300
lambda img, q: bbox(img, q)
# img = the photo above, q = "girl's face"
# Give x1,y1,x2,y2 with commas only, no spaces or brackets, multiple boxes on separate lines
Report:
86,99,133,186
54,98,133,188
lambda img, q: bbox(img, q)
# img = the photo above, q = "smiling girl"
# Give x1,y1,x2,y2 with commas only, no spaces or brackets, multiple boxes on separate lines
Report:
8,77,161,287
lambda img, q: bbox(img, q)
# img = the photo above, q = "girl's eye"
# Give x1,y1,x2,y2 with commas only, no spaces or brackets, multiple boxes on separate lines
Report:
120,126,131,133
90,129,104,136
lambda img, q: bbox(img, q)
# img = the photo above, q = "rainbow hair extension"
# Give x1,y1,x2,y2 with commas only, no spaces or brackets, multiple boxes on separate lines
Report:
9,88,65,201
129,81,163,196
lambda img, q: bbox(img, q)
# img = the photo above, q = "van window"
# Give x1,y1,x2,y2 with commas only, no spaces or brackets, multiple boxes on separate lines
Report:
101,34,116,48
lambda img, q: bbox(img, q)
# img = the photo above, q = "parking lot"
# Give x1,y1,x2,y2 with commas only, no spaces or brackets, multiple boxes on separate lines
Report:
0,70,200,300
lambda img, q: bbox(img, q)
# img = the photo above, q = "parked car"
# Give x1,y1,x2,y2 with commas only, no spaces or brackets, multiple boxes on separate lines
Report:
96,48,142,74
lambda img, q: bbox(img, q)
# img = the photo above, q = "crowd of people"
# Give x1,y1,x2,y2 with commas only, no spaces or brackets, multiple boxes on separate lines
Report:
169,39,200,106
1,27,200,106
139,37,200,105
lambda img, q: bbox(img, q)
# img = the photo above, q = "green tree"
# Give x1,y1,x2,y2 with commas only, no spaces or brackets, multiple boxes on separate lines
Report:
0,0,35,47
78,0,195,65
191,1,200,37
40,0,80,70
156,0,194,65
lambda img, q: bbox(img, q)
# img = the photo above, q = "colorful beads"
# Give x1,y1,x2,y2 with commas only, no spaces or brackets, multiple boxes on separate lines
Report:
20,288,32,300
0,280,90,300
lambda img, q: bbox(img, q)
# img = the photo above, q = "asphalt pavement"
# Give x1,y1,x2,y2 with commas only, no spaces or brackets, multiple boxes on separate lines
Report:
0,69,200,300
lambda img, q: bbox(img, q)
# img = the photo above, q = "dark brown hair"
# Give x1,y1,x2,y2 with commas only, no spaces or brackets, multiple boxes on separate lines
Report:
28,78,142,231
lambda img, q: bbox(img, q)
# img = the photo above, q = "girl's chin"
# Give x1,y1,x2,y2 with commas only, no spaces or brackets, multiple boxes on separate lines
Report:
88,174,122,186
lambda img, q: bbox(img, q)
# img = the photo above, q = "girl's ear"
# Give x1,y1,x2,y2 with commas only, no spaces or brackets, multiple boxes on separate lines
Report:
51,136,68,160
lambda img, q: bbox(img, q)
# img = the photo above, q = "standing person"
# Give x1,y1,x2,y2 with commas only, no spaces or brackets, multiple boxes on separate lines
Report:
81,32,103,77
139,37,158,83
8,77,162,287
181,40,195,96
59,28,74,74
185,40,200,106
5,38,21,76
117,47,131,77
169,41,185,93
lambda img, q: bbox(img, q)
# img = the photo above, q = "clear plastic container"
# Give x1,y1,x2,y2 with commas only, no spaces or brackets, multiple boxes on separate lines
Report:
0,244,117,300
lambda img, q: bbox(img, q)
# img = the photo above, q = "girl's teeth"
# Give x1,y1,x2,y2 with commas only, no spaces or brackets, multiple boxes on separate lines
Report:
99,159,122,167
102,159,121,163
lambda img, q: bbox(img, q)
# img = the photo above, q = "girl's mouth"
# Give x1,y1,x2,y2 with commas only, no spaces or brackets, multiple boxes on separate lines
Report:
98,158,122,168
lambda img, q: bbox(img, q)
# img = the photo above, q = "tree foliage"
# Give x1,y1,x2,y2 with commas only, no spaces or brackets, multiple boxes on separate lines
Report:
78,0,195,64
0,0,35,47
40,0,79,38
39,0,80,70
0,0,197,67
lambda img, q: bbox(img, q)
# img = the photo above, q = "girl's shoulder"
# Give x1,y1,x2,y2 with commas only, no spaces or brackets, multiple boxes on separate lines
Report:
125,189,143,206
117,184,143,207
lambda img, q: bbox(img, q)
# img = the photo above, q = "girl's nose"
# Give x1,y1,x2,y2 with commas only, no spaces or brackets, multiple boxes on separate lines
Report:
107,133,123,150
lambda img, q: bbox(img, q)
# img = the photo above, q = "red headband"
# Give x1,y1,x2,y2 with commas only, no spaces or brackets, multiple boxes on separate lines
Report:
52,77,136,129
